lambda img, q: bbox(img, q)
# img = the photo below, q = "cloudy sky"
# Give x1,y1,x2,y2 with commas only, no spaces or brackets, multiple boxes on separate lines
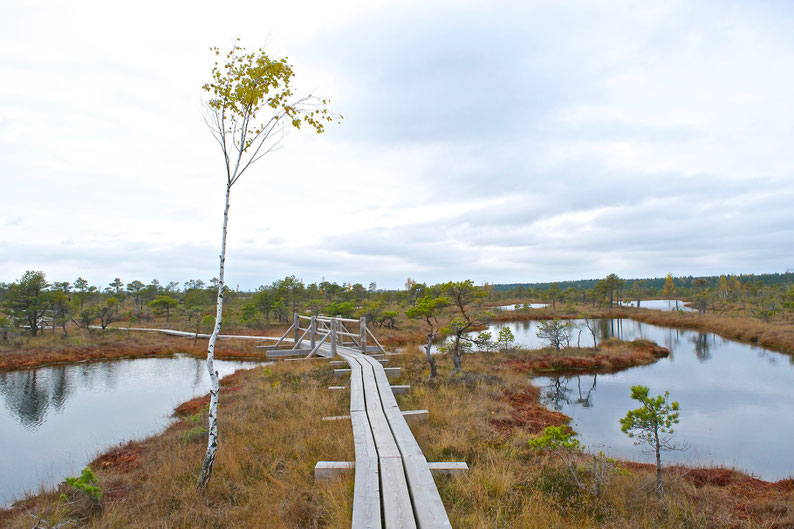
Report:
2,0,793,290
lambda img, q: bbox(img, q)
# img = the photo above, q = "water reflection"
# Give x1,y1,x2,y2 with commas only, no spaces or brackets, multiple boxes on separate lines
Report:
495,303,548,311
620,299,696,312
513,319,794,481
0,356,265,507
466,318,741,365
542,377,572,410
691,332,712,362
542,375,598,410
0,368,74,428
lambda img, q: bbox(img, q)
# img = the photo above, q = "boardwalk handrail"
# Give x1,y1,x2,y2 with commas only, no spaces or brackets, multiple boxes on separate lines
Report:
261,314,386,358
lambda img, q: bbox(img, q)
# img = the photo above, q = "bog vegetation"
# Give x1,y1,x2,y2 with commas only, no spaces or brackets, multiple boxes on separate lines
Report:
2,270,793,343
1,270,794,527
2,347,792,528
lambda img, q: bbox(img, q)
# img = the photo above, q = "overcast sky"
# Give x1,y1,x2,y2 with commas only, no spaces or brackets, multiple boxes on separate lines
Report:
2,0,793,290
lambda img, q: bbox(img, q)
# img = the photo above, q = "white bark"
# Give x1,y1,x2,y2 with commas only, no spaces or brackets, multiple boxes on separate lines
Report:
196,182,231,491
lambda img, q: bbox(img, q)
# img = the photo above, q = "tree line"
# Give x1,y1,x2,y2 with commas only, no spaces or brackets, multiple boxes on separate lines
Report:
3,269,793,342
0,271,226,337
0,271,454,338
499,272,794,320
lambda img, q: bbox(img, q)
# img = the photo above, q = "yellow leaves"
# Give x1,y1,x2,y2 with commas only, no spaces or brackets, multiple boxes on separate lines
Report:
203,39,339,147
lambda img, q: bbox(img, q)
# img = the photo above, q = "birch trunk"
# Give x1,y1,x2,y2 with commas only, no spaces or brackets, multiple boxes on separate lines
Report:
196,182,231,491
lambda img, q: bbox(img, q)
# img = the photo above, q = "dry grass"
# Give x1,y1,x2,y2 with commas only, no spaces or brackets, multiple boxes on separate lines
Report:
1,360,353,528
489,302,794,356
504,339,670,375
0,329,272,370
627,309,794,355
1,336,792,528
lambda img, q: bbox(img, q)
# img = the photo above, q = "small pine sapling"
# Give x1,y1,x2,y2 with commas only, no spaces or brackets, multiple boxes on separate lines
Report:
619,385,682,499
497,326,515,352
529,425,620,497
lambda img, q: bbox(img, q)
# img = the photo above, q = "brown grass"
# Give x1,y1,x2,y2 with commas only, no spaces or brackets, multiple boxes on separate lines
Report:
505,338,670,374
490,303,794,356
0,329,271,370
627,309,794,354
0,361,353,528
1,337,792,528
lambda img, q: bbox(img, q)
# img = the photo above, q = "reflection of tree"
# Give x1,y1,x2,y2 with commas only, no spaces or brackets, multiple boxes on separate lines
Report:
540,375,601,411
50,366,69,412
18,371,50,427
598,319,612,341
541,377,573,410
575,375,598,407
691,332,712,362
756,350,778,365
663,328,682,359
193,357,203,388
0,367,75,428
101,361,120,390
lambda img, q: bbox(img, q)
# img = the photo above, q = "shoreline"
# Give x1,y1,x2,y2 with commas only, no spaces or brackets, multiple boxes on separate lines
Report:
490,306,794,356
1,345,791,527
3,308,792,371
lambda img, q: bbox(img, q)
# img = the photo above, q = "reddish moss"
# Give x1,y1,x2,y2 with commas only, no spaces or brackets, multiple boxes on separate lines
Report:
173,395,211,417
506,340,669,375
173,382,243,417
0,338,268,370
93,441,144,474
490,388,571,434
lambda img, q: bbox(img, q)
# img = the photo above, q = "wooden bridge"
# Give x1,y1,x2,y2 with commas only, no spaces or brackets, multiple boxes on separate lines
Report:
263,314,463,529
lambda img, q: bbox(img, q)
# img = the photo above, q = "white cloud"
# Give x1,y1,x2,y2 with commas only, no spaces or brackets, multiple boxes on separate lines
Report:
1,0,793,289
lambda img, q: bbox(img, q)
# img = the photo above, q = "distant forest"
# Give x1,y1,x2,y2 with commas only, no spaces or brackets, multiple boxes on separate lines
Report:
494,271,794,293
3,268,793,339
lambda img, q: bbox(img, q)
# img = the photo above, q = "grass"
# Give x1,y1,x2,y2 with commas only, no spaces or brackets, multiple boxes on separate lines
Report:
0,328,274,370
504,338,670,374
5,300,793,370
2,343,792,528
627,309,794,354
488,302,794,355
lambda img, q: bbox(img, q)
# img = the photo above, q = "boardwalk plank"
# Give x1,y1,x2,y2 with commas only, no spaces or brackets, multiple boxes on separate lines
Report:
402,454,454,529
380,456,418,529
350,411,381,529
334,345,452,529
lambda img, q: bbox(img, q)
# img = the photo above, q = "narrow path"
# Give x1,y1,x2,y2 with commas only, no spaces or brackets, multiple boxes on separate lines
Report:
333,345,452,529
94,326,289,341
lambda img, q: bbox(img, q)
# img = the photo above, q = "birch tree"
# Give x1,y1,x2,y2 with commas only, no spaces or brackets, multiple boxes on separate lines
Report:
196,39,338,491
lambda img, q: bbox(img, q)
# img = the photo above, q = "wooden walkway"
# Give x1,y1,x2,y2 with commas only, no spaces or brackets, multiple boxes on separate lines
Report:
266,315,456,528
333,344,453,529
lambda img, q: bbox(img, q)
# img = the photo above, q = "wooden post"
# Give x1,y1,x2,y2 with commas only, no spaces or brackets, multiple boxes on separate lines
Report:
331,317,338,357
360,316,367,353
310,315,317,350
293,313,300,344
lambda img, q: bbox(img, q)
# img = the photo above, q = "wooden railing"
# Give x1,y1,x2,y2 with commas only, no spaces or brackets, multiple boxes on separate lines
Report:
258,314,387,359
261,312,463,527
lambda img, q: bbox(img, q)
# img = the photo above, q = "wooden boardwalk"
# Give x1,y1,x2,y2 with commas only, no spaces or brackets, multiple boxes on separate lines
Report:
334,344,453,529
266,314,456,528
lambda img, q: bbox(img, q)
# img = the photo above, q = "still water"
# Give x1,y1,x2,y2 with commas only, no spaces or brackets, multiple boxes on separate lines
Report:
619,299,696,312
0,356,265,506
479,319,794,480
495,303,548,311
